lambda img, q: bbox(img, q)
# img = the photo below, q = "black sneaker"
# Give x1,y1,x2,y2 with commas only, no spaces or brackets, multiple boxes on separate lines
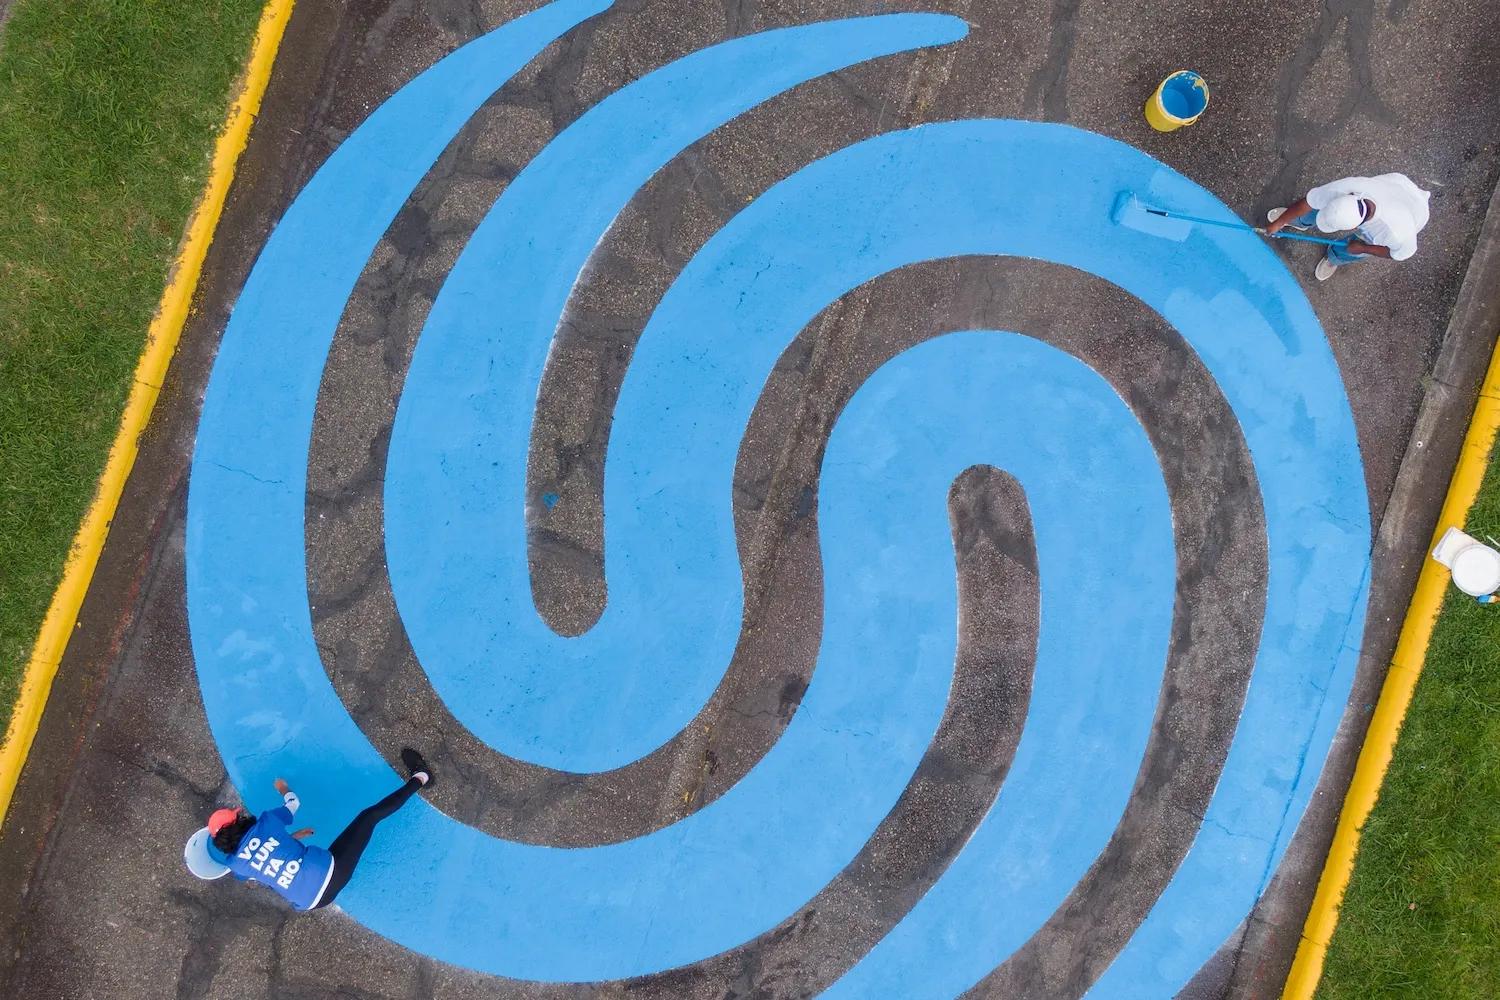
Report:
400,748,435,789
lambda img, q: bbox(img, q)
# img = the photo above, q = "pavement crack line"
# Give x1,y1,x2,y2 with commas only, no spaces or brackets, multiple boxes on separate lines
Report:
208,459,286,487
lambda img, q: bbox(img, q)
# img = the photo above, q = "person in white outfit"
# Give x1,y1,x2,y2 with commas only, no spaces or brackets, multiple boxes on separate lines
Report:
1265,172,1431,281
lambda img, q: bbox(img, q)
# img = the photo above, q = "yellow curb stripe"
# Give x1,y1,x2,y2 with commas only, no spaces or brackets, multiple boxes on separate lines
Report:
0,0,296,827
1282,340,1500,998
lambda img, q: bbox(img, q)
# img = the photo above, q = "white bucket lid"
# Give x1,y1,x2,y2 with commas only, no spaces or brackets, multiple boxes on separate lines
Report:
1451,543,1500,596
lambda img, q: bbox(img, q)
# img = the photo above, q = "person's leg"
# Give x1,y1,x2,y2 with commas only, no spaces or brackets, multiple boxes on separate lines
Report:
1267,207,1317,231
314,769,429,907
1315,240,1370,281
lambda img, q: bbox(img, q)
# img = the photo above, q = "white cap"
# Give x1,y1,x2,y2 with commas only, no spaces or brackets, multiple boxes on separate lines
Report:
1316,195,1364,233
184,827,231,880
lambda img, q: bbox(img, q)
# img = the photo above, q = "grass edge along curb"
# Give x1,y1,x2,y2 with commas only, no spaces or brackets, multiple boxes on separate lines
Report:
0,0,296,829
1281,340,1500,998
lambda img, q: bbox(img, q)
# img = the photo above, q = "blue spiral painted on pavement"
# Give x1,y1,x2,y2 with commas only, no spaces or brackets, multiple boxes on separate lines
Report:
187,0,1371,995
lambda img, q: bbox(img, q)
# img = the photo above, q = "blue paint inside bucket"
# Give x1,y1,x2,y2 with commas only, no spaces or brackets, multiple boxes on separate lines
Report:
1160,72,1206,120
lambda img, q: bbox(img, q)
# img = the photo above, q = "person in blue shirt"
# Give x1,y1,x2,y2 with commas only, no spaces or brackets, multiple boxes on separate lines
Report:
183,748,434,911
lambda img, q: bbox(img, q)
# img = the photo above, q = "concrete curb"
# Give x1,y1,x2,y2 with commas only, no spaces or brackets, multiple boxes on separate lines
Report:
0,0,296,829
1281,171,1500,997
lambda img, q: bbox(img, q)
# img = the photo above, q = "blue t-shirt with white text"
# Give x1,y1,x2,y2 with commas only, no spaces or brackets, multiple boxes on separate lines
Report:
226,796,334,911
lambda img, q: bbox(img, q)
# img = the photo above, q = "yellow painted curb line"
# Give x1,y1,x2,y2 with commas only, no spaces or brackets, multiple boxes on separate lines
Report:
1282,340,1500,998
0,0,295,828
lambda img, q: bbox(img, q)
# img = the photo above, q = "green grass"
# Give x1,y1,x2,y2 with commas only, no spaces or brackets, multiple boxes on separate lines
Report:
1318,445,1500,998
0,0,264,733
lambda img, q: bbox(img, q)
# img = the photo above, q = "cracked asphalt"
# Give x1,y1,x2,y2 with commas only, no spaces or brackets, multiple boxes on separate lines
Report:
2,0,1499,997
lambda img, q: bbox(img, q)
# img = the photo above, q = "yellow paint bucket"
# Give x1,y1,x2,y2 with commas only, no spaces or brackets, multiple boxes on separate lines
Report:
1144,70,1209,131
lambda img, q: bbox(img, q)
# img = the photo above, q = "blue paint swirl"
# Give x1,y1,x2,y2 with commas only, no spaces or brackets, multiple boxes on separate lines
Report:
188,1,1370,995
384,7,970,773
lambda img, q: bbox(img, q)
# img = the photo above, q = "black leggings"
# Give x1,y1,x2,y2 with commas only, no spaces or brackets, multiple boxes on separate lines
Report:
313,777,422,908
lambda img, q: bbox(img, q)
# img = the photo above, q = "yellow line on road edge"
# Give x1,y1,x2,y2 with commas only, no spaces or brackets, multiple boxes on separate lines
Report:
1282,342,1500,998
0,0,295,828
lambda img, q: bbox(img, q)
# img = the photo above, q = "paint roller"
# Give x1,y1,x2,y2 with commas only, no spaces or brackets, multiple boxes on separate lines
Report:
1110,193,1346,246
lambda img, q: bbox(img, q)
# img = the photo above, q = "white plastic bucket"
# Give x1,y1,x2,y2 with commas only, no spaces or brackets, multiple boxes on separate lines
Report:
1432,526,1500,596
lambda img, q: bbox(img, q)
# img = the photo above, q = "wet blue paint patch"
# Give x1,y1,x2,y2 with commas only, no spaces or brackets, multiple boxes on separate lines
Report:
187,2,1369,995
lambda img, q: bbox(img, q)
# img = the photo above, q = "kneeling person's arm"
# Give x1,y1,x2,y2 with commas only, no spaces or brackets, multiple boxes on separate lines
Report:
1344,240,1392,259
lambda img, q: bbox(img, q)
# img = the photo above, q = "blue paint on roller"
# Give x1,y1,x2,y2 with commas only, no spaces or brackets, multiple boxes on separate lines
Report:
1110,192,1192,241
1160,71,1207,120
1113,192,1348,246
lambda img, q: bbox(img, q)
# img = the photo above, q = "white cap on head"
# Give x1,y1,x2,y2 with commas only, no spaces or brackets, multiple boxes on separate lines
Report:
1316,195,1364,233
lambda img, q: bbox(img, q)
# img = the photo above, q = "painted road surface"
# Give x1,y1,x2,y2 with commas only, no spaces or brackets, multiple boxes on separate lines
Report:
16,1,1500,999
185,2,1368,996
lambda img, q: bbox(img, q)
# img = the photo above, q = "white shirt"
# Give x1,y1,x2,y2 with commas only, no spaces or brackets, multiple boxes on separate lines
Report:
1306,173,1431,261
